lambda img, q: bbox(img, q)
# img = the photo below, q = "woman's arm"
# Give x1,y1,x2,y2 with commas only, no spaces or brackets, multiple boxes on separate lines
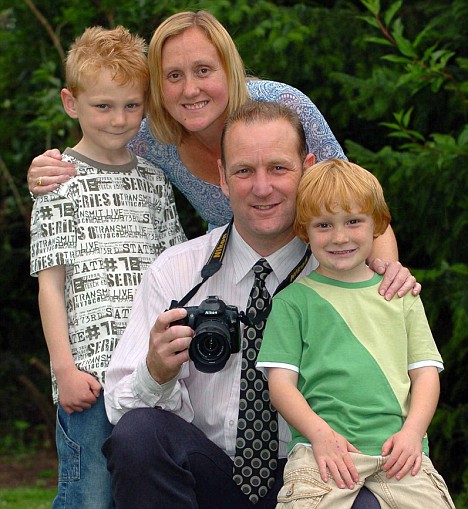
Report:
368,225,421,299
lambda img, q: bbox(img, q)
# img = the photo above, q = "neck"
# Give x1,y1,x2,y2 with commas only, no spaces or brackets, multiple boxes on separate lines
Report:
235,227,296,258
181,112,226,156
315,263,375,282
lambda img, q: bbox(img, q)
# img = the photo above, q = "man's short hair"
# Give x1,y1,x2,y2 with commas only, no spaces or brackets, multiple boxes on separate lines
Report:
220,100,307,166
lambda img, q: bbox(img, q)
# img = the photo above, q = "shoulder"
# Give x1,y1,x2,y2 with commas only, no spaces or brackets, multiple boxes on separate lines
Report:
148,226,227,271
247,79,306,101
272,275,318,308
134,155,167,179
128,118,172,157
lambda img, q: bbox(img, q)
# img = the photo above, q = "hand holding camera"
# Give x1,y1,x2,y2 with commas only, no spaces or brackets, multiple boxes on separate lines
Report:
170,296,245,373
146,306,193,385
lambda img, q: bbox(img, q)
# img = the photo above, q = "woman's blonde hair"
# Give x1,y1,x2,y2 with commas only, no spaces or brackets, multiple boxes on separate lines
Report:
294,159,391,242
147,10,249,145
65,26,149,96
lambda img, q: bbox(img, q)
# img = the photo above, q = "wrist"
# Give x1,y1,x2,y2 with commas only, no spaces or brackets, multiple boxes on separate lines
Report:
53,361,78,378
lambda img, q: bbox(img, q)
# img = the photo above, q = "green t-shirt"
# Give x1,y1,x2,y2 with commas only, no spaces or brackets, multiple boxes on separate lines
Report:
257,272,443,455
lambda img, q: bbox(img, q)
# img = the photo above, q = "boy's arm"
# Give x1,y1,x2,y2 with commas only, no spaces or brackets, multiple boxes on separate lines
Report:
368,225,421,300
268,367,359,490
381,366,440,479
38,266,101,413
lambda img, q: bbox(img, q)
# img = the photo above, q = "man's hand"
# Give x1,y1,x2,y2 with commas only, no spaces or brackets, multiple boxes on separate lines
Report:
28,149,76,195
370,259,421,300
56,368,101,414
146,308,194,385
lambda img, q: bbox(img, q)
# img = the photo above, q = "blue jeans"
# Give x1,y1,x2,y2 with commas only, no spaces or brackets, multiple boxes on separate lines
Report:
53,392,114,509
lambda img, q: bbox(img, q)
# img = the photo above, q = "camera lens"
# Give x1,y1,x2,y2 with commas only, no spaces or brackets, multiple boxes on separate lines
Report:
189,320,231,373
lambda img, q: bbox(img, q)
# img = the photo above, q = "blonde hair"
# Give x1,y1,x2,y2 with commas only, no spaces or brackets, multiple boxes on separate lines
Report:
220,101,307,166
147,10,249,145
294,159,391,242
65,25,149,96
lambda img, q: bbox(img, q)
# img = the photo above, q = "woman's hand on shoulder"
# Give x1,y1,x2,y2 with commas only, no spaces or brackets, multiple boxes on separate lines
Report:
371,259,421,300
28,148,76,195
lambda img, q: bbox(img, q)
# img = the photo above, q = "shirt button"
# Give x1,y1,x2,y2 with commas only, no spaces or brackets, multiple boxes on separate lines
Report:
229,420,234,426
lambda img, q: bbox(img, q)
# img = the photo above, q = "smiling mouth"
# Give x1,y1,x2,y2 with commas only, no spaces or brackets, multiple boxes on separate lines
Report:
329,249,356,255
254,204,276,211
184,101,208,110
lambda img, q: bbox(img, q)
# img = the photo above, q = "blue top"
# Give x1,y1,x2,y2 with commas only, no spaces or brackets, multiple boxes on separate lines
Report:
128,79,346,229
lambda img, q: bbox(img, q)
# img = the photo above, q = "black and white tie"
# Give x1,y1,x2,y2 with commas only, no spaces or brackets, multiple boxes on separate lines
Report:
233,258,278,504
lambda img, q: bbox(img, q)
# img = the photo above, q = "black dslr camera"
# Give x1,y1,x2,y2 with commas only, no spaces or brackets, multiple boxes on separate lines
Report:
170,296,242,373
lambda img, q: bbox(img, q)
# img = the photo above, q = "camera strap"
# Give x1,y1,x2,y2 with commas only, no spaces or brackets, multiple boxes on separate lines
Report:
174,219,311,307
175,220,233,307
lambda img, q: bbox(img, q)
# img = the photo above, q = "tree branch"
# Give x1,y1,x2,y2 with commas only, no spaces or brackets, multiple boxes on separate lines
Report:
0,155,30,227
23,0,66,63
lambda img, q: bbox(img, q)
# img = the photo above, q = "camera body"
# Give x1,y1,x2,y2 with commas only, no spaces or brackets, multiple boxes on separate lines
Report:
170,296,241,373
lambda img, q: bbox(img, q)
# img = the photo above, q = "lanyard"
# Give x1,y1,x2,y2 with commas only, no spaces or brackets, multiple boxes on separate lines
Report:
175,220,311,306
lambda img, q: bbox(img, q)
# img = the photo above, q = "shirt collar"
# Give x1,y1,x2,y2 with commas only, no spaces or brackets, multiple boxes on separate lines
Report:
229,226,308,286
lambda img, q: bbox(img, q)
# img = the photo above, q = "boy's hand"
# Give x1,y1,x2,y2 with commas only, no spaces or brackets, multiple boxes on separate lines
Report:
310,426,361,489
57,368,101,414
381,428,423,479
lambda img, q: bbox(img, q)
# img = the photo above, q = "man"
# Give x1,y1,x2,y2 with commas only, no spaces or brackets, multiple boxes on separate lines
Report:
103,101,419,509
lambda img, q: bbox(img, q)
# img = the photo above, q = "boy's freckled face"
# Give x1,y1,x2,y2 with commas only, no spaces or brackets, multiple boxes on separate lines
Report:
64,68,146,164
306,202,376,282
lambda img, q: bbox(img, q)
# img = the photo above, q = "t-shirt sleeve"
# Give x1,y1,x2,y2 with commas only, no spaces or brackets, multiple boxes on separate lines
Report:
405,294,444,370
257,294,303,370
30,191,76,276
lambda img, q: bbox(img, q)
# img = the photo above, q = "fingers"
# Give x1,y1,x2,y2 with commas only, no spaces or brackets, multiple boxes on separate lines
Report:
28,151,76,195
44,149,64,160
384,452,420,480
147,309,193,384
31,180,59,196
411,281,422,296
377,261,420,300
88,378,102,398
323,456,358,490
152,307,188,332
396,274,418,298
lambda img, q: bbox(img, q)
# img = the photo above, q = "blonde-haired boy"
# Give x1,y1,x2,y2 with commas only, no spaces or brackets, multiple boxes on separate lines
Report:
257,159,454,508
30,26,185,508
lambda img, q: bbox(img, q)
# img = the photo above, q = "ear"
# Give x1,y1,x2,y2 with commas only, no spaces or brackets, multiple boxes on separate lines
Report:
303,153,316,172
61,88,79,119
217,159,230,198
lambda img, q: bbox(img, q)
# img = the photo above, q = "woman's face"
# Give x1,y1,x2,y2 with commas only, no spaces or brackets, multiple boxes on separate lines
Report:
161,27,229,138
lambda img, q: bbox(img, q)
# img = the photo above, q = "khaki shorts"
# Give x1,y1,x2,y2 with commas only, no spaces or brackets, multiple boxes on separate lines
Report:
276,445,455,509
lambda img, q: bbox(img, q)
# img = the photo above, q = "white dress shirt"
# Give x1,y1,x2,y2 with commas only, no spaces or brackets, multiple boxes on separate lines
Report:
104,225,318,459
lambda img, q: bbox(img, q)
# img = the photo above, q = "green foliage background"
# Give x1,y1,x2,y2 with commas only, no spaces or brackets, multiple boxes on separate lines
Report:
0,0,466,504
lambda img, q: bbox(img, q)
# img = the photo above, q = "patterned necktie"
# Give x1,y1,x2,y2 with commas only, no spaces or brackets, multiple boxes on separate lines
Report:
233,258,278,504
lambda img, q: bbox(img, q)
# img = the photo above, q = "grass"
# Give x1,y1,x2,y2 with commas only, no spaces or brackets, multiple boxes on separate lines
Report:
0,487,56,508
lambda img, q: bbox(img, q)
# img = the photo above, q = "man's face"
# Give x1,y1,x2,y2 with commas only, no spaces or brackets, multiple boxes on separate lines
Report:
219,119,315,255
